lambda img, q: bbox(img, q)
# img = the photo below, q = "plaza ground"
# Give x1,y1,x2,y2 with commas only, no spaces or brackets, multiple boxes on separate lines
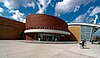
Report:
0,40,100,58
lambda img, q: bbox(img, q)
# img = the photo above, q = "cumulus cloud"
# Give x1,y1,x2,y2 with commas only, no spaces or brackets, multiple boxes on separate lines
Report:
0,0,35,9
90,6,100,16
0,7,4,16
10,10,25,23
19,0,35,9
73,6,100,24
55,0,94,16
23,2,35,8
22,19,26,23
55,13,61,16
74,5,80,12
72,14,87,23
65,20,68,23
0,13,2,16
36,0,51,14
0,7,4,12
73,6,94,23
98,23,100,25
0,0,19,9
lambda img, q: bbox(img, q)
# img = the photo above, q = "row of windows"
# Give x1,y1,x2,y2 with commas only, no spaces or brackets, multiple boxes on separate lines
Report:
81,26,93,40
26,26,66,31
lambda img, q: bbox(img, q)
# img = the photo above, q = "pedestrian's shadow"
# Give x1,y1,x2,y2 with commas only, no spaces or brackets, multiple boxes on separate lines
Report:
81,47,90,49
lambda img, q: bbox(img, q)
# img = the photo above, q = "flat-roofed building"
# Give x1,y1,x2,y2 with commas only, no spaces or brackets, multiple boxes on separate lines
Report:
68,23,100,41
0,16,25,40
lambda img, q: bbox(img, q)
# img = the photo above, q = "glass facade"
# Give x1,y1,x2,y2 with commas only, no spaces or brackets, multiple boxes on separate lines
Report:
92,28,100,37
81,26,93,41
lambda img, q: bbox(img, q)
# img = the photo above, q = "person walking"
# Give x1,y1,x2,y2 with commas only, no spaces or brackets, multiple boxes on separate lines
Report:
81,39,86,48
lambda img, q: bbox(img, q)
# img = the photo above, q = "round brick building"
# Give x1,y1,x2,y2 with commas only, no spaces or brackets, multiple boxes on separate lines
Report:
24,14,70,41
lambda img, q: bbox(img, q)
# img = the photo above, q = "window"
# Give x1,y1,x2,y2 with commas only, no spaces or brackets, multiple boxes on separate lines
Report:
81,26,93,41
31,27,33,29
49,26,53,29
60,28,63,31
51,27,53,29
38,27,40,29
55,27,58,30
62,29,64,31
33,27,36,29
47,27,49,29
42,27,44,29
45,27,49,29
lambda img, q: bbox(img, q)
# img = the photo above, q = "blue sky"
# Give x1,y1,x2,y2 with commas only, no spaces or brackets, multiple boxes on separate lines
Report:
0,0,100,24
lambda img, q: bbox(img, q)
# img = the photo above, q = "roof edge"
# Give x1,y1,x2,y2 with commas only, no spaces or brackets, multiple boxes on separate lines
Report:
68,23,100,27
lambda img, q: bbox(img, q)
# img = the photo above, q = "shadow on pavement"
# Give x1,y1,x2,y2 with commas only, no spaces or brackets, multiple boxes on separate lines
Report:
19,40,78,44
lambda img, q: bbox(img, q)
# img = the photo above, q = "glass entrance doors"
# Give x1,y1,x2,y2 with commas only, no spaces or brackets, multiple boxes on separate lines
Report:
35,33,61,41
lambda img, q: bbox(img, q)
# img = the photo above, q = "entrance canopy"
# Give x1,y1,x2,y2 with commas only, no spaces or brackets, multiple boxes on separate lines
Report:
24,29,70,35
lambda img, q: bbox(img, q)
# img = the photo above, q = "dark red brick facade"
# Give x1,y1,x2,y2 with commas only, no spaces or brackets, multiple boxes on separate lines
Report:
26,14,68,31
25,14,69,41
0,17,25,40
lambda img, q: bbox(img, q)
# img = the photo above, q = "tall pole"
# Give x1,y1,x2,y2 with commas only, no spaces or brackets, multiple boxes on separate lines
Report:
93,15,98,24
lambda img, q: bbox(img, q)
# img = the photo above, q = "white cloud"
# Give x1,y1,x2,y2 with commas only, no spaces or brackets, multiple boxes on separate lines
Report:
0,7,4,16
0,7,4,12
98,23,100,25
0,13,1,15
0,0,35,9
55,13,61,16
73,6,94,23
65,20,68,23
90,6,100,16
85,17,94,23
74,5,80,12
10,10,25,23
20,0,35,8
23,2,35,8
55,0,94,16
22,19,26,23
3,0,19,9
72,14,86,23
36,0,51,14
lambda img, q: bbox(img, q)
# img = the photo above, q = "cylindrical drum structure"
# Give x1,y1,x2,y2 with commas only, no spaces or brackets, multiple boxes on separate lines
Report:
24,14,70,41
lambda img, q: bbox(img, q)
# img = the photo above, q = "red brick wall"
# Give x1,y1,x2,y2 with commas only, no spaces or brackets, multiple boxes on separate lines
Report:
26,14,68,31
0,17,25,40
25,14,69,40
26,33,35,40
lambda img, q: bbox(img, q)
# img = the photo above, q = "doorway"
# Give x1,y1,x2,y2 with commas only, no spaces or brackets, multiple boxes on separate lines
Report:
35,33,61,41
